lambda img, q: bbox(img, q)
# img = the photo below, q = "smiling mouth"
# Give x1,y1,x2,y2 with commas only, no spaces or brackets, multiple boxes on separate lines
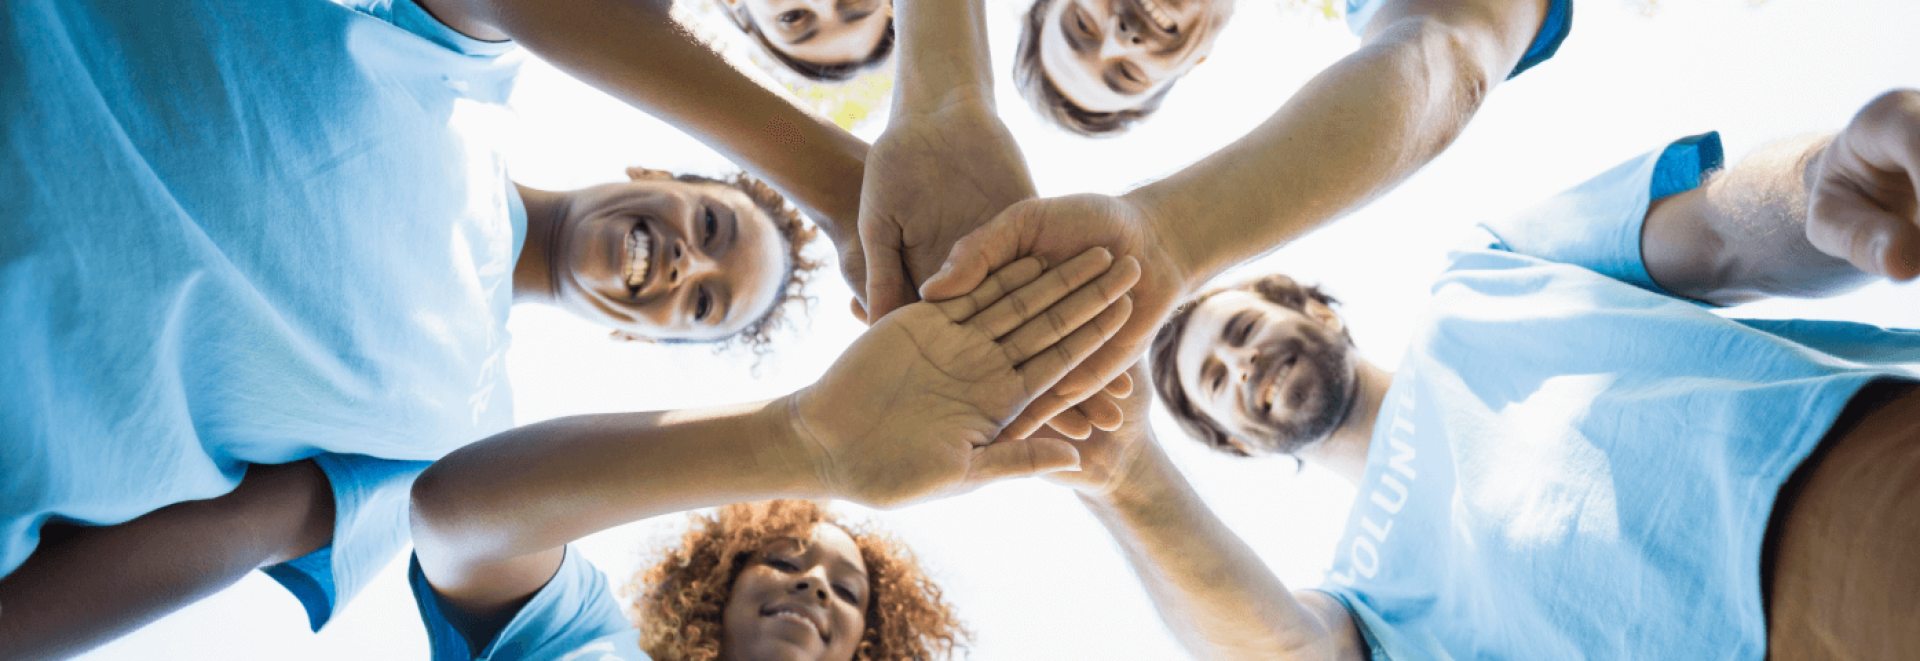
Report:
1138,0,1177,33
763,605,829,644
624,222,653,292
1254,352,1298,418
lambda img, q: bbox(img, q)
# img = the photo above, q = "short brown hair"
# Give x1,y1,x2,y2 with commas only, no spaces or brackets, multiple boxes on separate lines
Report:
1148,273,1345,457
628,500,968,661
672,172,823,356
1013,0,1173,137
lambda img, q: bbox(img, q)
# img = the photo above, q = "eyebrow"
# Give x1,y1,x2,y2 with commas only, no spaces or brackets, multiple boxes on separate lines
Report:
712,282,736,328
1221,311,1253,344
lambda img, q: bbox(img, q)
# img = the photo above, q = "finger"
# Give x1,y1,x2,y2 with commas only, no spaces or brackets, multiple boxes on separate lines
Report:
920,211,1029,302
967,248,1113,339
931,256,1046,323
964,438,1081,485
1016,293,1133,400
1006,297,1135,440
1103,371,1135,398
1809,187,1920,281
1039,403,1093,440
861,219,920,322
848,297,869,324
1076,393,1125,431
997,255,1139,364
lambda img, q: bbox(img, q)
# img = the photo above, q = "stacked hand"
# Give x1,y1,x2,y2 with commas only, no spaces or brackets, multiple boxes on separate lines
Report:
1043,363,1158,501
793,248,1140,509
1809,88,1920,281
921,194,1191,441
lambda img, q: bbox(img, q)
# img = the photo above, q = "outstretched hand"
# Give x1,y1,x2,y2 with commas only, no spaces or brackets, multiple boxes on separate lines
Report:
793,248,1141,509
1809,88,1920,281
921,194,1190,441
857,102,1038,322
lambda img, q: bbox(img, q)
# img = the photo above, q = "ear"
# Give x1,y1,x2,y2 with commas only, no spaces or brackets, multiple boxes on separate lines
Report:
1303,298,1343,335
609,329,657,344
626,167,675,182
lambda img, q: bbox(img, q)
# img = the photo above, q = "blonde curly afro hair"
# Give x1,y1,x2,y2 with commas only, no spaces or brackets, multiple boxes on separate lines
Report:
625,500,968,661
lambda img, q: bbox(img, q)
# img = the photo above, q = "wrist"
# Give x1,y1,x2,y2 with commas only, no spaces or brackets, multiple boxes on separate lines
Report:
776,390,843,500
1117,187,1204,290
1077,432,1173,512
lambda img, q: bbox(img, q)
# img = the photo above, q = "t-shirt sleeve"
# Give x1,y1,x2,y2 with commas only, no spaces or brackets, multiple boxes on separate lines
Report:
261,454,433,631
1308,588,1457,661
1344,0,1571,79
1474,132,1724,296
410,546,643,661
330,0,518,56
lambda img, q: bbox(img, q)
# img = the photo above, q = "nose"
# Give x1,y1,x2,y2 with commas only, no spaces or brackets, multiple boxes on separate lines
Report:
665,239,717,287
1100,26,1145,60
790,575,829,603
1220,344,1257,384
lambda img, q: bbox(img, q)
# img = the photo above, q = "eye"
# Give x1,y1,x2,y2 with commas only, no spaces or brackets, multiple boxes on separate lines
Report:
1074,13,1093,37
694,289,713,321
777,9,806,25
833,584,860,604
767,557,800,571
702,209,718,249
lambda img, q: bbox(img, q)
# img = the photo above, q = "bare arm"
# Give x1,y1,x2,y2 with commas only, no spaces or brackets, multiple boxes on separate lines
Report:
1079,439,1364,661
410,250,1137,643
417,0,866,249
1643,89,1920,304
1127,0,1550,285
0,461,334,660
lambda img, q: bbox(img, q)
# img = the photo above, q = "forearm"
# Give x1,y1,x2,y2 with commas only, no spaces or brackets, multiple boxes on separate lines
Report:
409,397,825,610
892,0,995,114
1125,2,1541,287
0,461,333,660
1643,134,1872,304
1080,440,1354,661
460,0,867,244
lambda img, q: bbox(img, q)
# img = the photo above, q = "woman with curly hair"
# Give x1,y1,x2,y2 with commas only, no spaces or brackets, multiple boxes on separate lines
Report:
630,500,964,661
406,247,1140,660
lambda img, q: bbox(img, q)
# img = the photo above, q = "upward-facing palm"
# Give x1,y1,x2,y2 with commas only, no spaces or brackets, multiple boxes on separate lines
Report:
795,249,1141,509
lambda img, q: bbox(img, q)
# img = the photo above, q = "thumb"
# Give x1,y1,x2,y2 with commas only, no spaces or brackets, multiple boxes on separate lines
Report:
921,213,1025,302
1809,185,1920,281
964,438,1082,486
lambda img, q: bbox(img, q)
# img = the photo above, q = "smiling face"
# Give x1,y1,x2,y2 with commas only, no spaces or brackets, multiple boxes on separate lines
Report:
1035,0,1229,113
719,523,869,661
550,176,789,343
1173,290,1357,456
728,0,892,73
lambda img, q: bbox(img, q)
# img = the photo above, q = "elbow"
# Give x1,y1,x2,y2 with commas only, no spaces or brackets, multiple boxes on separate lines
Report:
408,460,494,566
1370,15,1504,155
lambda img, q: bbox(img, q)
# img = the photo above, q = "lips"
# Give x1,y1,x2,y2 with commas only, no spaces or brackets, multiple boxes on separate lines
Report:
762,603,829,644
624,221,653,292
1248,346,1299,420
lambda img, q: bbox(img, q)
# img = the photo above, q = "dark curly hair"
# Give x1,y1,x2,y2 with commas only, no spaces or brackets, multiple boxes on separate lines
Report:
1148,273,1347,458
1013,0,1173,137
669,172,823,357
725,5,896,82
626,500,969,661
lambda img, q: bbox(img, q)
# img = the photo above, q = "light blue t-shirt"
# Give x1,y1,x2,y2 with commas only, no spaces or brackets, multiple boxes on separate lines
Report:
410,547,650,661
1347,0,1571,79
1315,134,1920,660
0,0,526,620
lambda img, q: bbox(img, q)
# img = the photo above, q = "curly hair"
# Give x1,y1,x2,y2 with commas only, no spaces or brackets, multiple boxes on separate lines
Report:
669,172,823,356
1148,273,1346,458
1013,0,1173,137
627,500,968,661
725,6,896,82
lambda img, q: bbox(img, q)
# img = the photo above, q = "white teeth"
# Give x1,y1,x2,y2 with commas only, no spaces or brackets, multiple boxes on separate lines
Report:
1139,0,1177,32
770,610,822,639
625,224,651,290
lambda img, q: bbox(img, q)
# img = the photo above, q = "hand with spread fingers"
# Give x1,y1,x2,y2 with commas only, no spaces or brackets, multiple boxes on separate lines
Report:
796,247,1141,508
920,193,1190,442
1808,88,1920,281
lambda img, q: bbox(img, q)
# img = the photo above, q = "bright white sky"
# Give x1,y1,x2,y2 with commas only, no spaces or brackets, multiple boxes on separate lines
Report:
83,1,1919,659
